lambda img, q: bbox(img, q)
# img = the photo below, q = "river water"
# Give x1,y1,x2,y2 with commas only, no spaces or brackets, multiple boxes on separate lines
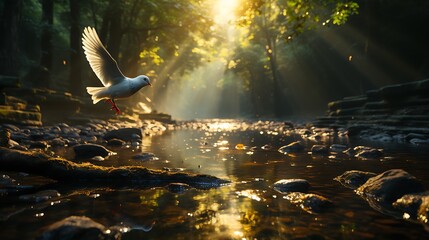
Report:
1,120,429,239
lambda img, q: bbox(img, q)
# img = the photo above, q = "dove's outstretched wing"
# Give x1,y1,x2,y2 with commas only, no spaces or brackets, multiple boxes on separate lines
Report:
82,27,125,86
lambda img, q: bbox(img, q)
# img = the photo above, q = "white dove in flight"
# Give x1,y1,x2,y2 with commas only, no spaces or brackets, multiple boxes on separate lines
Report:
82,26,151,114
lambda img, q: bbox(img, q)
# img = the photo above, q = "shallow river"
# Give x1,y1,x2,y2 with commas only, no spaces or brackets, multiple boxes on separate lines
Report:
2,120,429,239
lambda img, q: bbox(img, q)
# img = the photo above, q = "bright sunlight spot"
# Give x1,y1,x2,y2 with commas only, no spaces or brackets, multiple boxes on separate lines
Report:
213,0,239,24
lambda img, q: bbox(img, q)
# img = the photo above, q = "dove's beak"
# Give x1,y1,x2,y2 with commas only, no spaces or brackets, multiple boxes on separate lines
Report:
148,83,152,87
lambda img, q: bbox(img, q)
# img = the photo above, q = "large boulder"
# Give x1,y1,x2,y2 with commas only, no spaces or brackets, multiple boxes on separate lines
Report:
104,128,142,141
37,216,120,240
356,169,425,204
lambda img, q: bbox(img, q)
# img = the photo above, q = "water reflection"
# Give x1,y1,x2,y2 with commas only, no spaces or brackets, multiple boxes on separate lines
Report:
3,120,429,239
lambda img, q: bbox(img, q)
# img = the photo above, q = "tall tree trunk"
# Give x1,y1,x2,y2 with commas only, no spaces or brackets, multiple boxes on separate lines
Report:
100,0,123,62
69,0,82,95
106,1,123,61
0,0,22,77
265,35,284,118
39,0,54,88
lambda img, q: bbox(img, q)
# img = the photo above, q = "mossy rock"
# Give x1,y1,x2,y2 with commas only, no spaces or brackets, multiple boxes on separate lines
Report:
0,108,42,126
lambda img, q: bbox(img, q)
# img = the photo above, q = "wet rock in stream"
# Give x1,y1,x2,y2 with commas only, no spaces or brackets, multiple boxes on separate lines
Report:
19,190,60,203
0,174,16,187
273,179,310,193
104,128,142,141
107,138,125,147
37,216,120,240
132,152,158,162
285,192,333,214
73,144,113,159
337,168,429,229
166,182,191,193
356,169,425,204
278,141,304,154
393,192,429,222
310,145,329,155
355,148,383,159
334,170,377,189
343,146,383,159
329,144,348,153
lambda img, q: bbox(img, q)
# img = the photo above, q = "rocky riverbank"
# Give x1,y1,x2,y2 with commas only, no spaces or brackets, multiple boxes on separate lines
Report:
0,75,173,127
314,79,429,144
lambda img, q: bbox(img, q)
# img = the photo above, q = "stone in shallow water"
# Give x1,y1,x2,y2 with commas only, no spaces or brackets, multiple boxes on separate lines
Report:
91,156,105,161
29,141,49,150
19,190,60,203
344,146,383,159
132,153,158,161
278,141,304,154
73,144,112,159
104,128,142,141
334,170,377,189
273,179,310,193
393,192,429,222
310,145,329,155
37,216,120,240
355,148,383,159
356,169,425,204
285,192,333,214
106,138,125,147
0,174,16,187
329,144,348,153
166,183,191,193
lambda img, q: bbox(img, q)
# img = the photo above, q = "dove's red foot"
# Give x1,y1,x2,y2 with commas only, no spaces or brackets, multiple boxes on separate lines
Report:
105,99,122,115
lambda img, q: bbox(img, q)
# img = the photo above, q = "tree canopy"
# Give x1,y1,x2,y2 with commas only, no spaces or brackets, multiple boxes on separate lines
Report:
1,0,428,119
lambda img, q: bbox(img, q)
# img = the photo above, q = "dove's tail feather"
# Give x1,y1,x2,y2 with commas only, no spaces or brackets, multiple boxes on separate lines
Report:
86,87,106,104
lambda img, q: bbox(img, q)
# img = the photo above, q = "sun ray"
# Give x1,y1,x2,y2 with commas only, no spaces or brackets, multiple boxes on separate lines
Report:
213,0,239,25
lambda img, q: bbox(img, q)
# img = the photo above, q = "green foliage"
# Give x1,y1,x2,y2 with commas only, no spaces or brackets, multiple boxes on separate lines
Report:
231,0,359,115
331,2,359,25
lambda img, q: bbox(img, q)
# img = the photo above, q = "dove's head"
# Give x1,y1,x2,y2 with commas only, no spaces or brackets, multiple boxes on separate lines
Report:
136,75,151,87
